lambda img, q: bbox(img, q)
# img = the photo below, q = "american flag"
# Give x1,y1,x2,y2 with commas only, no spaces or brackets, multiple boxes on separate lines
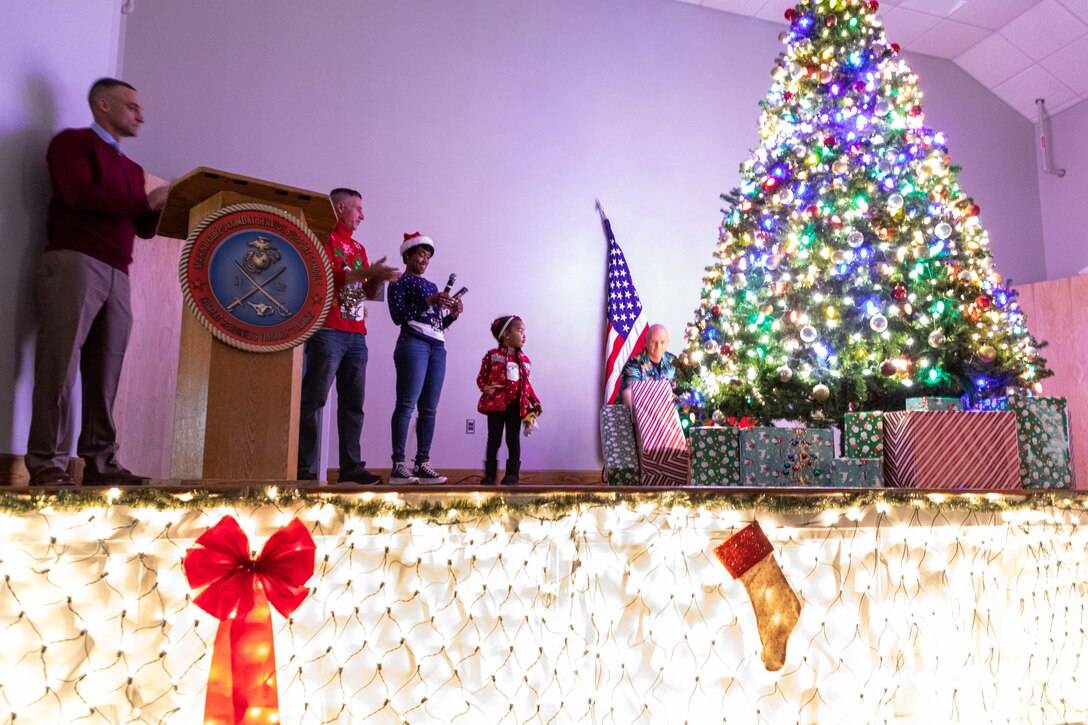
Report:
601,210,648,404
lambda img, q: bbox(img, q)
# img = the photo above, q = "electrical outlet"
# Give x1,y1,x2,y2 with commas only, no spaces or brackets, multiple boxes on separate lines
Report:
466,419,476,434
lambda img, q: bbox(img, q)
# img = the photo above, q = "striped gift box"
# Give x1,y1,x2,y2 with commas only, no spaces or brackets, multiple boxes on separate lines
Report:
629,380,689,486
883,410,1019,489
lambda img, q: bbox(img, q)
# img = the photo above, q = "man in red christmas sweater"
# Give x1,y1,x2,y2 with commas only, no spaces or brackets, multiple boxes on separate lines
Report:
296,188,401,485
26,78,168,486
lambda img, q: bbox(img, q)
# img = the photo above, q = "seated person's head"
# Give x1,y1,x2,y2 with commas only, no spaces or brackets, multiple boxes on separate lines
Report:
647,324,669,363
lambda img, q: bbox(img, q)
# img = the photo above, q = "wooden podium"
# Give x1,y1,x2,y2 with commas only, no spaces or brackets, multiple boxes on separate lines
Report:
157,168,336,481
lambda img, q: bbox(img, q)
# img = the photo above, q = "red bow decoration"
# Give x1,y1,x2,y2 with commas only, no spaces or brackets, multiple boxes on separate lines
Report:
728,416,757,430
183,516,316,725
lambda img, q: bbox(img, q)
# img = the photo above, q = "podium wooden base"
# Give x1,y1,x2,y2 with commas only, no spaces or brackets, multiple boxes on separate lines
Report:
171,314,301,480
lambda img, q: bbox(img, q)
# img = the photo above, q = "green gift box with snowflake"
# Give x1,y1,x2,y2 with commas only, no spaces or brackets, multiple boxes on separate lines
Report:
689,426,741,486
600,405,640,486
843,411,884,458
740,427,833,486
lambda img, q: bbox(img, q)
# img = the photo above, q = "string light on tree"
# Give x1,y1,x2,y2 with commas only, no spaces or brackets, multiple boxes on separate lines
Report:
676,0,1050,425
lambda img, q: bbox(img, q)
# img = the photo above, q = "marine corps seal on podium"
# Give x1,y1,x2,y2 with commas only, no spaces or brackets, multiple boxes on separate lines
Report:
180,204,334,352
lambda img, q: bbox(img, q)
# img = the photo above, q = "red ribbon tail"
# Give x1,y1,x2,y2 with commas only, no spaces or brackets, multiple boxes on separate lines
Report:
204,619,235,725
204,588,281,725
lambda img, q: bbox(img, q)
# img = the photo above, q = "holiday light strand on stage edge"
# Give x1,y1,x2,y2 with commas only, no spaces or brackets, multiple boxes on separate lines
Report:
1,491,1087,723
676,0,1051,426
5,485,1088,517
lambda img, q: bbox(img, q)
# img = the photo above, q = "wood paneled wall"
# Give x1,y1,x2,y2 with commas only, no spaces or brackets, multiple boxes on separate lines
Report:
1017,275,1088,489
112,232,183,478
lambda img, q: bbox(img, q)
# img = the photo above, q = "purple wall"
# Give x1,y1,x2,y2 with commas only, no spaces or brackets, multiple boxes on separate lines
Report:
905,53,1048,286
0,0,1051,469
0,1,123,454
1038,98,1088,280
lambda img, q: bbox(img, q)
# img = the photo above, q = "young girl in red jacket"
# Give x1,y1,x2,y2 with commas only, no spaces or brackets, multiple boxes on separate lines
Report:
476,315,541,484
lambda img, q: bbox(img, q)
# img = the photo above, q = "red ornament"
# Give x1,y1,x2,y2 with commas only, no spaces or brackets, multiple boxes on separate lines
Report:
712,304,722,317
890,43,900,54
785,7,796,21
975,295,991,310
829,214,843,229
763,176,778,190
966,204,981,217
721,343,734,355
868,0,879,10
806,204,820,217
909,105,922,117
824,135,838,148
825,15,837,27
892,284,907,300
185,517,316,725
783,91,795,102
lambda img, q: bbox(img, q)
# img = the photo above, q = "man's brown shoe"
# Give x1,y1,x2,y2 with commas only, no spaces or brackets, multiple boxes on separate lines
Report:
29,467,74,486
82,467,147,485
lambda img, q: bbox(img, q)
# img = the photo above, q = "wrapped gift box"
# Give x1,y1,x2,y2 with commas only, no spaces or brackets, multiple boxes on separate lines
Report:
739,426,833,486
883,410,1019,489
689,426,741,486
629,381,689,486
831,458,883,487
843,411,883,458
600,404,640,485
974,397,1072,489
905,397,963,412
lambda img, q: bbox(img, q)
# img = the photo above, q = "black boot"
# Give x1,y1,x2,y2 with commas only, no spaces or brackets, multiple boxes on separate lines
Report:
481,459,498,485
500,460,520,485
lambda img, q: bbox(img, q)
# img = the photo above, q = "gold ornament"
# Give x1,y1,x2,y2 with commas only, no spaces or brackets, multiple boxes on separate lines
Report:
812,384,830,401
979,345,996,363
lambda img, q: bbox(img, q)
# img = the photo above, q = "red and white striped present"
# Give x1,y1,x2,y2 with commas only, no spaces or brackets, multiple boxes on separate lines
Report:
883,410,1019,489
629,380,689,486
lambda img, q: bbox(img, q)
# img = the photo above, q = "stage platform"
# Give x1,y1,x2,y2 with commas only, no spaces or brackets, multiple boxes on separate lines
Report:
0,484,1083,723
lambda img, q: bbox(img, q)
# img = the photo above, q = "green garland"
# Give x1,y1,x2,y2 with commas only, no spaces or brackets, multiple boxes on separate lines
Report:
2,486,1086,521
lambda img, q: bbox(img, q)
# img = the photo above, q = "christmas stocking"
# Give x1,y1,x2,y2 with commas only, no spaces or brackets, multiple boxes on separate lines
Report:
714,522,801,671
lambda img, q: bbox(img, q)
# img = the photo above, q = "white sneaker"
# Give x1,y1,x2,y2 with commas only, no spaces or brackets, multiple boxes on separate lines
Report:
413,462,447,484
389,462,418,484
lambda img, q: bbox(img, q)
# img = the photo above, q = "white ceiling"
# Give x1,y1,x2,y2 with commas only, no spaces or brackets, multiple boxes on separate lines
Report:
675,0,1088,119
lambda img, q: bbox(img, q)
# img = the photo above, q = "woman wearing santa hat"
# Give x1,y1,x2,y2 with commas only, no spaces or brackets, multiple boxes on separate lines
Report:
386,232,463,484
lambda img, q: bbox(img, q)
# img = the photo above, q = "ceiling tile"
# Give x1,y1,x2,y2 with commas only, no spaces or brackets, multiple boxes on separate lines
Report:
1000,0,1088,61
948,0,1040,30
879,6,944,44
700,0,769,14
1039,34,1088,92
754,0,791,23
992,63,1078,117
1053,0,1088,25
909,18,991,57
1044,93,1087,114
897,0,968,18
954,31,1036,86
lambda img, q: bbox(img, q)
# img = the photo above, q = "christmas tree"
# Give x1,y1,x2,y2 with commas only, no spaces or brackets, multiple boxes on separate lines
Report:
676,0,1051,427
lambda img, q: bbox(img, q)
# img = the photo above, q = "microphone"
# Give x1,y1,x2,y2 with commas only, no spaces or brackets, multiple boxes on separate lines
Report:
443,273,457,295
453,286,468,299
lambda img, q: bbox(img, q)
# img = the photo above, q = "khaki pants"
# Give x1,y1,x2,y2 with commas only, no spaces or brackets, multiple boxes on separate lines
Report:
25,250,132,476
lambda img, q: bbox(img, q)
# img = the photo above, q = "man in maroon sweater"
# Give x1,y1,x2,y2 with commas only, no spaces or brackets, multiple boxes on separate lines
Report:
25,78,168,486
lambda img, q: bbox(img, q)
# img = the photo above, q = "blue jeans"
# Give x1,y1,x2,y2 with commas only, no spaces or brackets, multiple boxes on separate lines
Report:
297,328,368,478
391,331,446,464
